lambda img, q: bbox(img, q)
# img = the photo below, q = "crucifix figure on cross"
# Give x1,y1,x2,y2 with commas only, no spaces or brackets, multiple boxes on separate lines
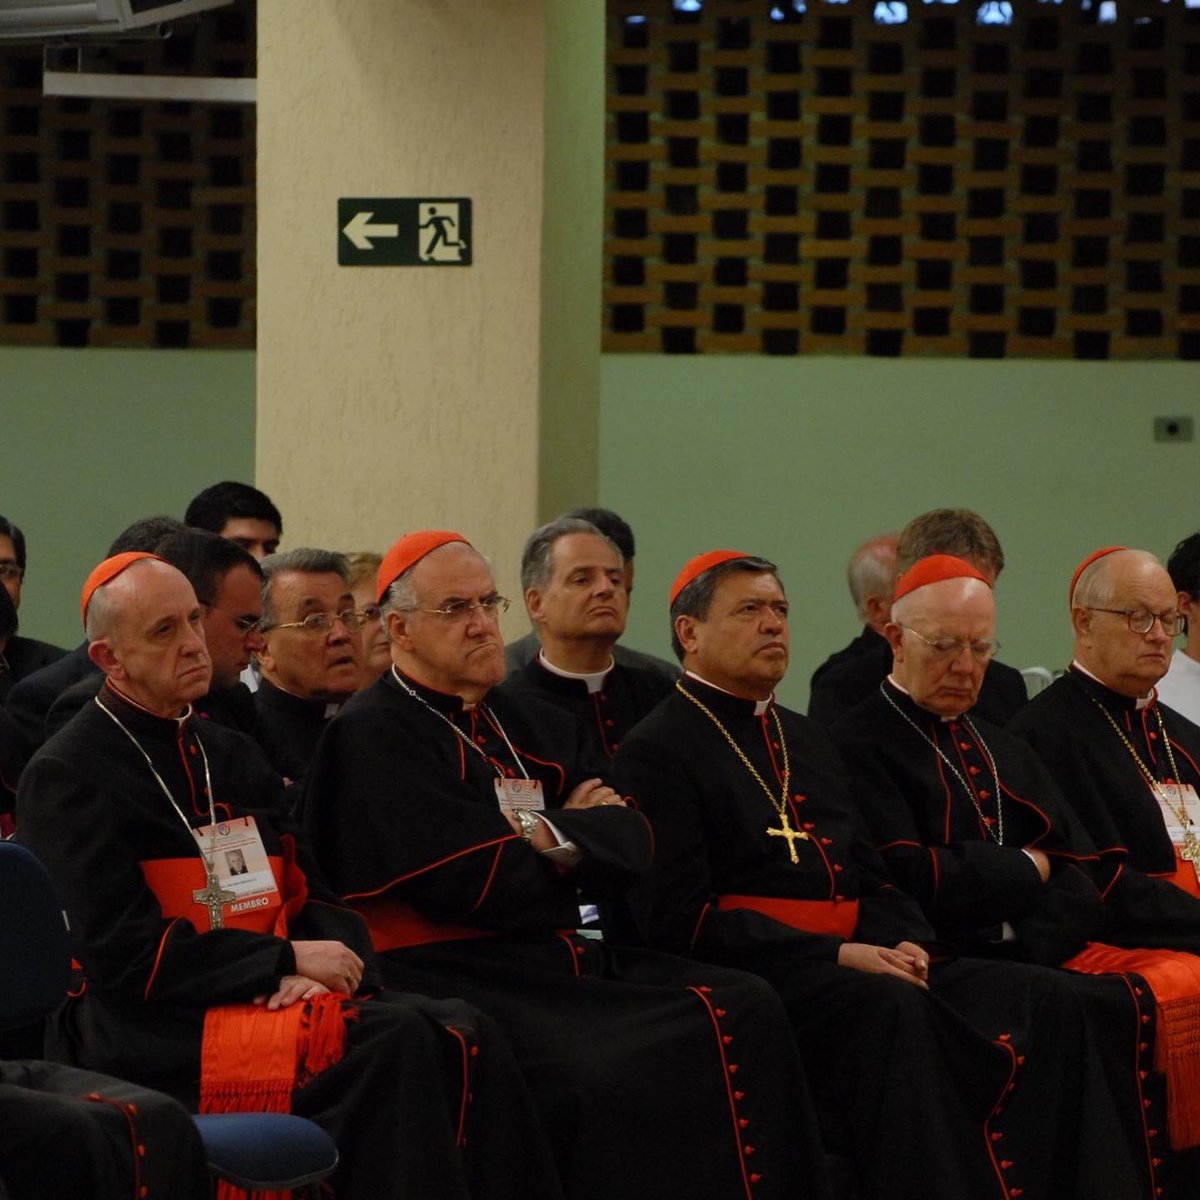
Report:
193,868,236,930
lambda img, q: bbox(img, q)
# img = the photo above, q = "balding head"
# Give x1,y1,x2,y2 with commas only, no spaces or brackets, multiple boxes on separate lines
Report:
86,558,212,717
1071,548,1179,697
848,533,898,633
886,575,996,718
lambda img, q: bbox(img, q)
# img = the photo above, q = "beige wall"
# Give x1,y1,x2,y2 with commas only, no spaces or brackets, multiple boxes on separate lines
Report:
256,0,552,612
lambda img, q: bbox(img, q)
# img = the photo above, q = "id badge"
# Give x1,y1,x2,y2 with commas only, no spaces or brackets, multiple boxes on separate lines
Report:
193,815,280,901
1159,782,1200,844
494,777,545,813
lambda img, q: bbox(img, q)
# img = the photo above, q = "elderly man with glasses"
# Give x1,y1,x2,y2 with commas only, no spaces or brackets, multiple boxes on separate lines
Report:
299,530,833,1200
254,548,366,782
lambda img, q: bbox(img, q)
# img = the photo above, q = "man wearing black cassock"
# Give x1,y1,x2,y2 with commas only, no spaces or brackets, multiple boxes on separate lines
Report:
808,508,1027,727
17,551,562,1200
612,549,1155,1200
830,554,1167,1193
301,530,831,1200
1010,546,1200,945
496,516,673,761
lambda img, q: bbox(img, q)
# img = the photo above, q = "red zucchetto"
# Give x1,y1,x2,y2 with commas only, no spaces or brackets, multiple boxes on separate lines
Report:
892,554,990,604
377,531,470,603
669,550,753,607
80,552,163,626
1068,546,1127,608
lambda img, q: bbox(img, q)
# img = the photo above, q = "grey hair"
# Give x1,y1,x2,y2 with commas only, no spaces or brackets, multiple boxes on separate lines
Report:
260,548,350,628
669,555,779,661
848,536,897,620
84,556,167,642
519,517,623,593
1071,549,1162,610
379,542,492,621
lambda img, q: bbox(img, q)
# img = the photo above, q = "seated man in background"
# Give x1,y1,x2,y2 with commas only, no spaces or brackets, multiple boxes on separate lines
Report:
505,506,676,683
5,516,184,753
1155,531,1200,726
255,549,364,780
345,550,391,688
498,516,673,760
185,480,282,561
808,508,1027,726
17,551,562,1200
0,514,66,702
612,549,1157,1200
302,530,832,1200
808,531,897,694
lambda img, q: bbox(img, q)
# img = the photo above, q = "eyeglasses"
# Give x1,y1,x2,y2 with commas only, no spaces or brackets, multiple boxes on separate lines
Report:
411,595,510,622
261,608,367,635
0,563,23,583
359,604,382,623
205,604,262,634
1086,607,1187,636
900,624,1000,661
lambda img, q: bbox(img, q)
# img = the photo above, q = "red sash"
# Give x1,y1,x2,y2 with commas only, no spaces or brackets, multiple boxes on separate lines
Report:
717,893,860,939
141,844,352,1200
1066,852,1200,1153
353,895,502,951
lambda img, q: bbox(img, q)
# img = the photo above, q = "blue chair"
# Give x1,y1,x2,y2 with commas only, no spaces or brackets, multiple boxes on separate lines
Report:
0,840,338,1198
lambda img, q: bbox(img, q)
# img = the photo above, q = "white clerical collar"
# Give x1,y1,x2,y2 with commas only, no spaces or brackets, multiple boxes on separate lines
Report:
1071,659,1156,709
684,670,772,716
538,649,613,695
886,674,961,722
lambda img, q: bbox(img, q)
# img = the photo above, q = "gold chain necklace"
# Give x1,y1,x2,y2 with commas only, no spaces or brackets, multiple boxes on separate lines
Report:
674,680,809,863
1088,694,1200,877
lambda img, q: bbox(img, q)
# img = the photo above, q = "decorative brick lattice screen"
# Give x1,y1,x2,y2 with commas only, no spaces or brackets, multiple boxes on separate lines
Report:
0,2,254,349
605,0,1200,358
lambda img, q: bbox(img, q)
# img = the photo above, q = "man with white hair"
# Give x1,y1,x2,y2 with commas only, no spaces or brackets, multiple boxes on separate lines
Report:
16,551,565,1200
1011,546,1200,945
302,530,832,1200
829,554,1162,1193
808,531,897,696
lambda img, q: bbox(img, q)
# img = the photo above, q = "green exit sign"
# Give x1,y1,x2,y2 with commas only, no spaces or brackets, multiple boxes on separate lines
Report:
338,198,472,266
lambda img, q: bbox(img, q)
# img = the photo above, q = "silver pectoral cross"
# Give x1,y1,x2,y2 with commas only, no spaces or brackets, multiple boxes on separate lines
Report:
1182,829,1200,884
766,813,809,865
193,869,236,930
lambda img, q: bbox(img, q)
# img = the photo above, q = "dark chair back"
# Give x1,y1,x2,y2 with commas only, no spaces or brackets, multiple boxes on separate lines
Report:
0,841,71,1030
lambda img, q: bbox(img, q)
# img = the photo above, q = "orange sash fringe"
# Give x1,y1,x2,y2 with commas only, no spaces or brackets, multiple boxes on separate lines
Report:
1066,852,1200,1151
200,994,353,1200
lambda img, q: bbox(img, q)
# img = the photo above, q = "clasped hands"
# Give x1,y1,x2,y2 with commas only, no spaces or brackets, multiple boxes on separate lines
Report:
253,940,365,1010
837,940,931,989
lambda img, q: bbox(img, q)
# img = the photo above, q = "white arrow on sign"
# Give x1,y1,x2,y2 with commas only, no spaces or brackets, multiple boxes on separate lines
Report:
342,210,400,251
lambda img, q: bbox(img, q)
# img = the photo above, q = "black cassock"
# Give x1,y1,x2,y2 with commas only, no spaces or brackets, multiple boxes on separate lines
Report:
16,682,561,1200
612,676,1156,1200
254,676,333,781
301,668,831,1200
0,1061,209,1200
807,630,1028,728
832,680,1165,1195
495,654,673,760
1010,667,1200,948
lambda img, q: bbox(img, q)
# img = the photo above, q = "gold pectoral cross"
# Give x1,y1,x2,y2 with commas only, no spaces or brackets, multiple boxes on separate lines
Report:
193,869,236,930
766,812,809,864
1182,829,1200,884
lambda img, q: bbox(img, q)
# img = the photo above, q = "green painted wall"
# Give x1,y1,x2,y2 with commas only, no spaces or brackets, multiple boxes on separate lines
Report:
599,356,1200,712
0,347,255,651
